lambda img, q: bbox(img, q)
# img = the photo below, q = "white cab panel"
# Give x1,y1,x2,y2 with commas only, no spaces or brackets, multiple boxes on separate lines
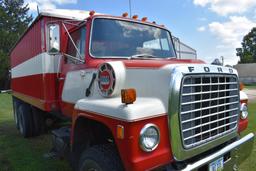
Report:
62,69,97,103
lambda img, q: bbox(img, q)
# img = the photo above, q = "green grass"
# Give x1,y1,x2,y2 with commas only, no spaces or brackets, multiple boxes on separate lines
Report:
0,93,255,170
0,94,71,171
239,101,256,170
244,83,256,89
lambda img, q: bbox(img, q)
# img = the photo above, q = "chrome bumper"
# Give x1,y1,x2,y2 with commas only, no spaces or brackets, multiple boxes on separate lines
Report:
182,133,254,171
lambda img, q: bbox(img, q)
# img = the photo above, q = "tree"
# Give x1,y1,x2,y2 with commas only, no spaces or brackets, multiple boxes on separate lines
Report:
236,27,256,63
0,0,32,89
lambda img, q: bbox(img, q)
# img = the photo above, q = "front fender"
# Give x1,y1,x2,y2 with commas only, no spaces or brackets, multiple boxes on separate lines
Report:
75,97,166,122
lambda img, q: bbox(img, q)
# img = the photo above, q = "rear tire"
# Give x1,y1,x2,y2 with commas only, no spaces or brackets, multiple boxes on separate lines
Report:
18,104,33,138
31,106,46,136
78,144,123,171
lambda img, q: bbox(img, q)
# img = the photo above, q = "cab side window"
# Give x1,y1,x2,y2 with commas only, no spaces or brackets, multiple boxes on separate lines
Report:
66,27,86,63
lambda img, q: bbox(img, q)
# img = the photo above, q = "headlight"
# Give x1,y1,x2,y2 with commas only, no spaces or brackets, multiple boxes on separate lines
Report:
139,124,160,152
240,103,248,119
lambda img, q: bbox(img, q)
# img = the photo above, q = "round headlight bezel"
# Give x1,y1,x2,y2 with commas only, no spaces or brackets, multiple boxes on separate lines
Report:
240,103,248,120
139,123,160,152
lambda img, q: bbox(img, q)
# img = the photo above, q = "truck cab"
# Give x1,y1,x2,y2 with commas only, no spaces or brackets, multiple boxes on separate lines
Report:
10,9,254,171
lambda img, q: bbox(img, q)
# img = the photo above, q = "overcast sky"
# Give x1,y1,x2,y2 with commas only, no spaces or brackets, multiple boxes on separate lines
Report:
25,0,256,65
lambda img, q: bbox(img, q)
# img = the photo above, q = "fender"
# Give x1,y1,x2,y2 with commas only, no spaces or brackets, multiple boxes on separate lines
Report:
72,109,173,171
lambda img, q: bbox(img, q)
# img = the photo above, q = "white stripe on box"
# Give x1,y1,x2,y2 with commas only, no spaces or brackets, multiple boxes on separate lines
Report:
11,52,61,78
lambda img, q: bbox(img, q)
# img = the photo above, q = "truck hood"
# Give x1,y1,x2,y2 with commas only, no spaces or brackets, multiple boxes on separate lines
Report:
122,58,205,68
87,58,205,69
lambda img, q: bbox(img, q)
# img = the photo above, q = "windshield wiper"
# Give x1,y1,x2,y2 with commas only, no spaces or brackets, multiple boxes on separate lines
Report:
130,54,157,59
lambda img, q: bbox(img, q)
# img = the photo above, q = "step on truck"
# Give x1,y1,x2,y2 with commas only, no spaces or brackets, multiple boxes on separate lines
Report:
10,9,254,171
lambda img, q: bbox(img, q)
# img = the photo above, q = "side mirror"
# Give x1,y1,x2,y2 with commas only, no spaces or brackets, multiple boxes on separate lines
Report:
48,24,60,53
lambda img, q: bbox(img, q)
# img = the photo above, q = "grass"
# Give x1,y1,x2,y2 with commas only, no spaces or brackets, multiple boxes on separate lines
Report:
239,101,256,170
0,92,255,171
0,94,71,171
244,83,256,89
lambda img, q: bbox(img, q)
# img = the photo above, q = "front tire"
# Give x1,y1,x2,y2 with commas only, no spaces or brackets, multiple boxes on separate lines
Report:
78,144,123,171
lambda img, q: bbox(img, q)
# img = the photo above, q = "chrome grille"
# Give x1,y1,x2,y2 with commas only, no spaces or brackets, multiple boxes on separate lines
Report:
180,74,240,148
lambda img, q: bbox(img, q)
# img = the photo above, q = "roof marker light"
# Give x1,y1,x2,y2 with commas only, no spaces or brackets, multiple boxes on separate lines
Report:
132,15,138,20
89,10,95,16
122,12,128,17
141,17,147,22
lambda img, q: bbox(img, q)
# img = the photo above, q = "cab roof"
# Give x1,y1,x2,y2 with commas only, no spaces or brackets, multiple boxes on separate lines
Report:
39,9,102,20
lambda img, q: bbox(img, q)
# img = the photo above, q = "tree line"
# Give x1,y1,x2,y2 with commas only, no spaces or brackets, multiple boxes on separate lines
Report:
236,28,256,63
0,0,32,90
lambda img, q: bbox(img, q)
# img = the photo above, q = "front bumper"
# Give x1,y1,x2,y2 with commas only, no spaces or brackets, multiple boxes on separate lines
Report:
180,133,254,171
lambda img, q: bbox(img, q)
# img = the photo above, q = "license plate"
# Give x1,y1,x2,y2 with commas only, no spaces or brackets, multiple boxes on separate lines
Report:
209,157,224,171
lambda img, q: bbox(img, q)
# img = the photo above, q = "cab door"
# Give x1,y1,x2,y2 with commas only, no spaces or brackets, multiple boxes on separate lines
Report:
58,25,88,117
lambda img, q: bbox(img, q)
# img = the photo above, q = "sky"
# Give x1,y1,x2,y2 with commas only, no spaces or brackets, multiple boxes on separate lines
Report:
24,0,256,65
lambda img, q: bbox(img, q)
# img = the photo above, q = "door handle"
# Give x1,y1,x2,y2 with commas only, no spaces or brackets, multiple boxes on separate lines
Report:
58,77,65,81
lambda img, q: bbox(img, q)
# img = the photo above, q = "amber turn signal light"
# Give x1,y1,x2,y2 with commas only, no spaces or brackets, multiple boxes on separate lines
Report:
240,82,244,90
121,89,136,104
117,125,124,139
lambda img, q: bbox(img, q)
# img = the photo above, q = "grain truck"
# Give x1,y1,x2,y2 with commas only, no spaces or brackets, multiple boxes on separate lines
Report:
10,9,254,171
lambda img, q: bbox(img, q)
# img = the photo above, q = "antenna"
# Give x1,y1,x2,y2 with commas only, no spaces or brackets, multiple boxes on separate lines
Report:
37,5,40,16
129,0,132,17
220,56,224,66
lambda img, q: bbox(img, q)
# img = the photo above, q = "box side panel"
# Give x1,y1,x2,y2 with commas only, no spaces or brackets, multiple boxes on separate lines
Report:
10,18,43,68
10,17,59,111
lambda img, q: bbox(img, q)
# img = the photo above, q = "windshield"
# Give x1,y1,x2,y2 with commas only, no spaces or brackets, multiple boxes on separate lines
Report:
90,18,176,58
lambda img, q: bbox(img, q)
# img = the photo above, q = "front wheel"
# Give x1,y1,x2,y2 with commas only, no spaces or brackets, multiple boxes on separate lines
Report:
78,144,123,171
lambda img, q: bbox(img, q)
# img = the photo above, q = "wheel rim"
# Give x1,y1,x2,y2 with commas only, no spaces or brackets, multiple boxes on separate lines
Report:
88,169,97,171
14,111,18,125
13,102,19,128
81,159,101,171
19,113,24,135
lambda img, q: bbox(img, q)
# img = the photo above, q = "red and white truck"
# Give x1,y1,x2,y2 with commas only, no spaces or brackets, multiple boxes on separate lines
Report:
10,9,254,171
